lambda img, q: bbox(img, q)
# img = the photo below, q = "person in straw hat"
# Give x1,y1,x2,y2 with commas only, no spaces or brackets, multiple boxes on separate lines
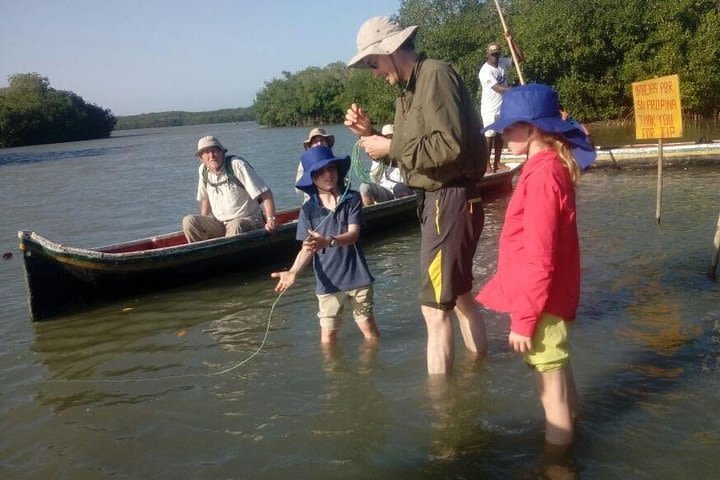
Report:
295,127,335,202
344,16,488,375
182,135,276,242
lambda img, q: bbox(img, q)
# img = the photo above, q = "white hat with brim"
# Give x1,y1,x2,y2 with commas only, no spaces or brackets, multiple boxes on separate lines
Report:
347,16,418,68
302,127,335,149
195,135,227,157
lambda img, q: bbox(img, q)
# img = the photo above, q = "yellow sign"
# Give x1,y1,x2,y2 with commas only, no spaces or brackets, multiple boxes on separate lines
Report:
632,74,683,140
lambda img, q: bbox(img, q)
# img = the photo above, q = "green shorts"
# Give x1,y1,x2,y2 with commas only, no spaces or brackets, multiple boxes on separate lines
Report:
316,285,374,331
524,313,571,373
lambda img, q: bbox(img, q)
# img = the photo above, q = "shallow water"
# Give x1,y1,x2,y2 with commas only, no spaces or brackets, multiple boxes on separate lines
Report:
1,123,719,479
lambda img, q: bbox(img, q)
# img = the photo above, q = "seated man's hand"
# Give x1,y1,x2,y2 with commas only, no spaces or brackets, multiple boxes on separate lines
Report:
265,216,277,234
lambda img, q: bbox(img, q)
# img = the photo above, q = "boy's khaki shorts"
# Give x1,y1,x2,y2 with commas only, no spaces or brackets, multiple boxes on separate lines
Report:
524,313,571,373
316,285,374,331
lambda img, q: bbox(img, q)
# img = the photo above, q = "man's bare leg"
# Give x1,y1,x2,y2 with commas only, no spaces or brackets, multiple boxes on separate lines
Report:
422,305,454,374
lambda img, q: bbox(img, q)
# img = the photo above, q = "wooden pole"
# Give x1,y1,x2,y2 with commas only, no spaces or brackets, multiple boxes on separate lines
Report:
492,0,525,85
655,138,663,224
709,212,720,280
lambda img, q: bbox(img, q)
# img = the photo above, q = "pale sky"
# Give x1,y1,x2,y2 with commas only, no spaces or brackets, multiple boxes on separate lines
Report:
0,0,400,116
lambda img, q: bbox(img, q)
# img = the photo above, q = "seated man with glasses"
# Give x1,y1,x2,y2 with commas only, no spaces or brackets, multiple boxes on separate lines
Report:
182,135,276,242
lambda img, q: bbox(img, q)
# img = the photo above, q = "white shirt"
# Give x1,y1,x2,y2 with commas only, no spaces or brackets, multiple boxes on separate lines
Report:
370,161,405,191
479,57,512,115
197,157,268,223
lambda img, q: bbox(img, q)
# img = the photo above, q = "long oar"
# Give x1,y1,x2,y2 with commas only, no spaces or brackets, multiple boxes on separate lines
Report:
493,0,525,85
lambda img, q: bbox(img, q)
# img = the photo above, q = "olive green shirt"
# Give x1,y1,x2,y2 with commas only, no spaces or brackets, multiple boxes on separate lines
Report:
388,56,487,191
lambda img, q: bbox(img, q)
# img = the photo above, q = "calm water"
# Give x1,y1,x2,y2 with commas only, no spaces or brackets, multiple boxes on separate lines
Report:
1,122,719,479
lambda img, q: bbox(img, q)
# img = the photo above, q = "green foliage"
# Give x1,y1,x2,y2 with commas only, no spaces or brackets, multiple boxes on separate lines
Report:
398,0,499,95
115,107,255,130
169,0,720,129
253,62,397,128
395,0,720,121
0,73,116,148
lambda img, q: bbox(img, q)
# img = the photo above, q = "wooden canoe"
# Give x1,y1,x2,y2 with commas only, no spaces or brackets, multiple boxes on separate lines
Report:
18,162,522,321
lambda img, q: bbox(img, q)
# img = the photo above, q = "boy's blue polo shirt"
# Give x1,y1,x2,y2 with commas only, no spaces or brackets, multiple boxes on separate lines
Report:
296,190,374,294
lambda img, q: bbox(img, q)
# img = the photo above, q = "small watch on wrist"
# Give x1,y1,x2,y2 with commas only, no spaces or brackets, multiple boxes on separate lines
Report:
329,236,338,247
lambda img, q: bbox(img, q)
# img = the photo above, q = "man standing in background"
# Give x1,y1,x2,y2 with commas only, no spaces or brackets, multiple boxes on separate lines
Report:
479,41,523,172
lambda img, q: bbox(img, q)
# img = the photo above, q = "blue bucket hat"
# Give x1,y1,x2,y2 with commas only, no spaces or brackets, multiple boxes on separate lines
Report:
295,146,351,193
483,83,597,169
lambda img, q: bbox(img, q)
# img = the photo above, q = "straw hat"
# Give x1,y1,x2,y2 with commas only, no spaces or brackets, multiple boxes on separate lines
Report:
302,127,335,150
195,135,227,157
347,16,418,68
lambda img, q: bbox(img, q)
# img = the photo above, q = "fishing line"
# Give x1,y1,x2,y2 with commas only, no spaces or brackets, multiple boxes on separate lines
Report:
48,140,375,385
351,140,385,184
48,290,286,384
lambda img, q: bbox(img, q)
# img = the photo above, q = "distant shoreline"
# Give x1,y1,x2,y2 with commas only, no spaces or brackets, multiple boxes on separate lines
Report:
114,107,255,130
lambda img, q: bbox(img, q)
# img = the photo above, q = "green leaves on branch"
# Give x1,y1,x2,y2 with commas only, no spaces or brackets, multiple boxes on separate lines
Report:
253,62,396,127
397,0,720,121
0,73,116,148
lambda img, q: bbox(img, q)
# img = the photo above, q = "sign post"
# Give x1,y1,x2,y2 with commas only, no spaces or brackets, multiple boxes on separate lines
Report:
631,74,683,224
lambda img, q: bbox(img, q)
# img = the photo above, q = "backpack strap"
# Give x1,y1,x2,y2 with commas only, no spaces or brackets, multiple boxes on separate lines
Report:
223,155,245,189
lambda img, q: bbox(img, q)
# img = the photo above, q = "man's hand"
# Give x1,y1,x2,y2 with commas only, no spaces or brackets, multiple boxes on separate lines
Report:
360,135,391,160
271,270,296,292
265,216,277,234
508,330,533,353
344,103,373,137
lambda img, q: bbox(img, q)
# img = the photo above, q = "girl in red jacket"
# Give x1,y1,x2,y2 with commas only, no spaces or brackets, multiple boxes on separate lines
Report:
476,84,596,446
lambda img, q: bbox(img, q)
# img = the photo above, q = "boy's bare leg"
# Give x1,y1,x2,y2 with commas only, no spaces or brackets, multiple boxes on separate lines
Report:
320,327,338,344
356,317,380,340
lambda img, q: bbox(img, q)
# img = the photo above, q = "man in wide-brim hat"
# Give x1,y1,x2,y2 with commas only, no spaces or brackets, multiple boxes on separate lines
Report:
296,127,336,201
344,16,489,375
301,127,335,150
182,135,276,242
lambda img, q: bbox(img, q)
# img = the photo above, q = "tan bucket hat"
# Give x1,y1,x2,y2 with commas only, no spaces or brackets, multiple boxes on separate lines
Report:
302,127,335,149
195,135,227,157
347,16,418,68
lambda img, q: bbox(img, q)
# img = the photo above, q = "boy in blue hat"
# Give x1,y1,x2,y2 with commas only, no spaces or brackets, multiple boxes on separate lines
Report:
476,83,596,447
271,146,380,344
